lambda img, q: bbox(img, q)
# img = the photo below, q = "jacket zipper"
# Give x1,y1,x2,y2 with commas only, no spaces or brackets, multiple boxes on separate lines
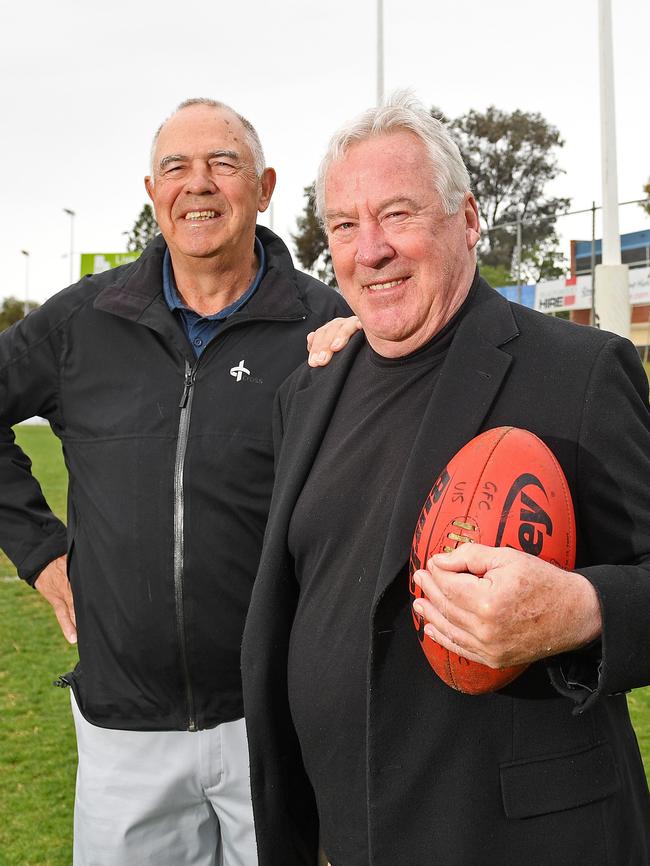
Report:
175,358,199,731
172,316,308,731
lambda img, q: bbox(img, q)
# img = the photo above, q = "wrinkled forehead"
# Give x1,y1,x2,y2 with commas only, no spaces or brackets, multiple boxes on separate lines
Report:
153,105,251,167
324,131,439,211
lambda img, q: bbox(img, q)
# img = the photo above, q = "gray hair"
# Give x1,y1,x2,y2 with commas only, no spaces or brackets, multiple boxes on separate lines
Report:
149,97,266,177
315,91,470,225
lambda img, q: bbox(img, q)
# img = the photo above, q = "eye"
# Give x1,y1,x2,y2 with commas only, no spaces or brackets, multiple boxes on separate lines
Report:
210,160,237,174
384,210,407,222
330,221,355,234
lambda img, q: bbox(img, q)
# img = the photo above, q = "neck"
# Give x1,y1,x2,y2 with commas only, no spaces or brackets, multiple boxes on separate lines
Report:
170,246,259,317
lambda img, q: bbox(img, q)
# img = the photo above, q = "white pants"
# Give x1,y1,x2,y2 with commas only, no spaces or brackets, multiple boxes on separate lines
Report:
71,693,258,866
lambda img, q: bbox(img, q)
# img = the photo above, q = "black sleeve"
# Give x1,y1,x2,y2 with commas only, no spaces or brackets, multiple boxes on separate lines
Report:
0,305,68,582
548,336,650,709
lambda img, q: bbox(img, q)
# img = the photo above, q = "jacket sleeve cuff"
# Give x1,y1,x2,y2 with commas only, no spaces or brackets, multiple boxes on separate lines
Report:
546,559,650,712
546,642,604,715
19,525,68,586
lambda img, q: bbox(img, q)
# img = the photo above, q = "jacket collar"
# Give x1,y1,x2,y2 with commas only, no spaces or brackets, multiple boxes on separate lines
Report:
93,225,310,326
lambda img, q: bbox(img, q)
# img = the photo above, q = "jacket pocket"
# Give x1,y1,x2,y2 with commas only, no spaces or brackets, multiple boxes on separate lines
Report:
500,741,620,819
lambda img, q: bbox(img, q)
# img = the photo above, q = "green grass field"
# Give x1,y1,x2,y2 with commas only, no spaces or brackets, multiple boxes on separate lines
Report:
1,425,649,865
0,427,77,866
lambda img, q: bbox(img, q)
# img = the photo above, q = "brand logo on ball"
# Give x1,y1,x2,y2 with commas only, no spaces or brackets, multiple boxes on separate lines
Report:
494,473,553,556
410,466,450,580
408,427,575,694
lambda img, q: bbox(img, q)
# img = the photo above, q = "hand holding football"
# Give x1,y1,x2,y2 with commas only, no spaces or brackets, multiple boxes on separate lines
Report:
409,427,587,694
411,543,601,678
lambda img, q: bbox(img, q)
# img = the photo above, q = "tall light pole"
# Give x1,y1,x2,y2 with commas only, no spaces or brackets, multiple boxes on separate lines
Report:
376,0,384,105
594,0,629,336
20,250,30,317
63,208,76,284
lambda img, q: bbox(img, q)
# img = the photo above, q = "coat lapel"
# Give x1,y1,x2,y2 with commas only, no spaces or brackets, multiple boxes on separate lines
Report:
374,282,520,603
265,335,366,542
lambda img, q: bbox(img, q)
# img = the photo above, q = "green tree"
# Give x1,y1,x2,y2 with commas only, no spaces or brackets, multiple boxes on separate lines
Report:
520,240,567,283
449,106,569,280
291,185,335,287
641,178,650,217
478,264,515,288
0,296,39,331
125,204,158,252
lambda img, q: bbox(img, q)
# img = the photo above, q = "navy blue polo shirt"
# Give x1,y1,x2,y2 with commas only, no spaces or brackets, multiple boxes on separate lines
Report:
163,237,266,357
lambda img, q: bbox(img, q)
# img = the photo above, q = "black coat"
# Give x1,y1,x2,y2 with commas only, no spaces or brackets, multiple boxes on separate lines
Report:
0,226,349,731
242,279,650,865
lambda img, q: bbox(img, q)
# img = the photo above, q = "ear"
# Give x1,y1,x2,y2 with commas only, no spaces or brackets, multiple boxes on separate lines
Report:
464,193,480,252
144,176,155,203
257,167,277,213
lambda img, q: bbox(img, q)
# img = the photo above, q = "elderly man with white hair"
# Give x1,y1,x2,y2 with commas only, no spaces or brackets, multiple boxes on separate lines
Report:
242,93,650,865
0,97,354,866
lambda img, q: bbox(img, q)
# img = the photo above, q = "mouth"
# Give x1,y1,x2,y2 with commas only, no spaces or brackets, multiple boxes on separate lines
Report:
184,210,220,221
364,277,408,292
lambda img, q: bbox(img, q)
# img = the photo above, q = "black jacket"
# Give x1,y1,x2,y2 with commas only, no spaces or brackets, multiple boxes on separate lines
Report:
0,226,349,731
242,278,650,865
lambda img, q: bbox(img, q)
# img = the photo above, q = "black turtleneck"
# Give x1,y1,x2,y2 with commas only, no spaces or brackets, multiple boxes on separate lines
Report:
286,278,477,866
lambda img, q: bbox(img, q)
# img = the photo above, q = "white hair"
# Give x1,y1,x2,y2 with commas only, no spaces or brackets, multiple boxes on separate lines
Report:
315,90,470,225
149,97,266,178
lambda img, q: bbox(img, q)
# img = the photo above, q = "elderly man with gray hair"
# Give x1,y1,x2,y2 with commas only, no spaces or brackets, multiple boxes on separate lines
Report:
242,93,650,864
0,98,353,865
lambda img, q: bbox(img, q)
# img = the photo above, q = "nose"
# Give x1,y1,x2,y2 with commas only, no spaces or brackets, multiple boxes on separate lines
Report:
354,221,396,269
185,160,217,195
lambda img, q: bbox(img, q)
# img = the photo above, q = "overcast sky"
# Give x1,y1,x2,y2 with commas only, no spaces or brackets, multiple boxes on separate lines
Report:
2,0,649,303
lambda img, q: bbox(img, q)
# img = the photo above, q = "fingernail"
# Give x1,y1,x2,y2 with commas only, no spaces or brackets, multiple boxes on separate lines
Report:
413,601,424,615
318,351,327,362
331,338,342,349
308,354,316,365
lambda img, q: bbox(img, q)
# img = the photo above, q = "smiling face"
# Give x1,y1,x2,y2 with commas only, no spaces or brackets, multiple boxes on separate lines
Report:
145,104,274,269
324,130,480,357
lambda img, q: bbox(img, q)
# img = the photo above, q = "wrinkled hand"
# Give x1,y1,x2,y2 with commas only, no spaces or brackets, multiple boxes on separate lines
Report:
307,316,362,367
34,554,77,644
411,544,602,669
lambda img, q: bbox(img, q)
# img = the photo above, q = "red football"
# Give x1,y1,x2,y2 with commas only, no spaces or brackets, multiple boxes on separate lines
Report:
409,426,576,694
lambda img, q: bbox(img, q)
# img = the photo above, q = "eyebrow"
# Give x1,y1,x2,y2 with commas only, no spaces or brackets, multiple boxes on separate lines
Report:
324,209,352,222
207,149,239,162
157,150,240,171
325,196,422,221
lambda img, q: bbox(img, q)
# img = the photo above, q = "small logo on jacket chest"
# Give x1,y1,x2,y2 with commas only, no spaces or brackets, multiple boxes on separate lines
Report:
229,359,263,384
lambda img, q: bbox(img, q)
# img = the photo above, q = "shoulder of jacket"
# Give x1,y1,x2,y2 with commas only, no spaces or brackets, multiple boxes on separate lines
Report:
278,329,363,406
293,270,351,318
1,254,149,357
508,302,617,352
